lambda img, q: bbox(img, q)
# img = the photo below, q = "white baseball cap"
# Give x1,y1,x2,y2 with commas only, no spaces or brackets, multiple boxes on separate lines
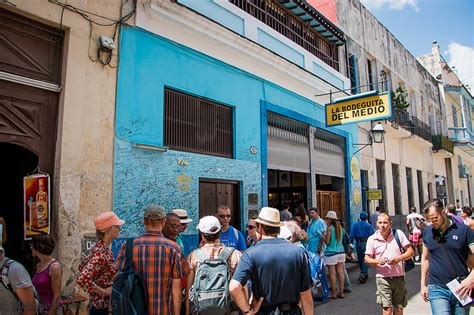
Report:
197,216,221,234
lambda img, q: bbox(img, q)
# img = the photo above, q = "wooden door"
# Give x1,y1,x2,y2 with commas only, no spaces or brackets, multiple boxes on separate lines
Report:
316,191,343,220
199,179,241,229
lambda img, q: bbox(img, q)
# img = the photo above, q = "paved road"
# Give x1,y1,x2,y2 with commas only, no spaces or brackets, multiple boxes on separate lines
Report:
315,262,432,314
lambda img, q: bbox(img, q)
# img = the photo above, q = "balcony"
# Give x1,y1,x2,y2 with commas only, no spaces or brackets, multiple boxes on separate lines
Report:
229,0,343,71
432,135,454,154
448,127,474,155
459,164,469,179
389,108,432,143
448,127,474,143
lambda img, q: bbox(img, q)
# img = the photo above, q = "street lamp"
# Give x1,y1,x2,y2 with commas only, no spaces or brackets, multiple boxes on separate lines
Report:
353,122,385,155
371,123,385,143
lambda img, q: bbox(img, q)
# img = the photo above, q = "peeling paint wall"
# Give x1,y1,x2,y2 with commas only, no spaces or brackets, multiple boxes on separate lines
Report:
3,0,123,292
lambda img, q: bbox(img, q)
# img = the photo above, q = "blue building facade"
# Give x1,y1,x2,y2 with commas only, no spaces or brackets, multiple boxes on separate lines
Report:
113,10,362,254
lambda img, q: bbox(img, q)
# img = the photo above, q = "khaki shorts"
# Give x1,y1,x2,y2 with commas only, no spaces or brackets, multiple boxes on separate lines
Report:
376,277,408,309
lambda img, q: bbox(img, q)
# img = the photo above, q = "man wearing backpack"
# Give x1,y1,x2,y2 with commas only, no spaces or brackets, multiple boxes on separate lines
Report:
216,205,247,251
115,204,188,315
0,249,37,315
230,207,313,314
186,216,242,315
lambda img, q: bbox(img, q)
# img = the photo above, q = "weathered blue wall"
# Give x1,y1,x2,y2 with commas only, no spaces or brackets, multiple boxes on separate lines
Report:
114,26,361,254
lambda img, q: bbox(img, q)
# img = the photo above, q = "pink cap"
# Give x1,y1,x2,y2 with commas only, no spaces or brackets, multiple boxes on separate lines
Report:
94,212,125,231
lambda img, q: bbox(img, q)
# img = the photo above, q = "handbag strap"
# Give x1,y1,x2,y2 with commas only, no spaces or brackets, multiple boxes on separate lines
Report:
392,229,405,253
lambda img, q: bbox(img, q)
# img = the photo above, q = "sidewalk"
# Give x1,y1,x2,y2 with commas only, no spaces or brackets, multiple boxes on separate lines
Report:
315,262,431,314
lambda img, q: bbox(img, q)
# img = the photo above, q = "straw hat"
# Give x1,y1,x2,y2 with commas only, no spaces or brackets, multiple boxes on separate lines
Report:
255,207,284,228
325,210,338,220
172,209,193,224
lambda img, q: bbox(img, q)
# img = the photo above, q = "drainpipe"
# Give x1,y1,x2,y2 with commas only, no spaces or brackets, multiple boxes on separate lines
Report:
461,94,467,130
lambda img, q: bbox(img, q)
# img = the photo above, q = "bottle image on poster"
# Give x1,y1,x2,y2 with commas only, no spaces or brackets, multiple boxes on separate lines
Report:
24,174,50,239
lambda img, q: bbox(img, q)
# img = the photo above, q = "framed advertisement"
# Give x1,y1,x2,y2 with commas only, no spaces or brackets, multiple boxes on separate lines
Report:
279,171,291,188
24,173,51,240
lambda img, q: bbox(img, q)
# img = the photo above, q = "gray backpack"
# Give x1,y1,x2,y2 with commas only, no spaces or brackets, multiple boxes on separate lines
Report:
189,247,235,315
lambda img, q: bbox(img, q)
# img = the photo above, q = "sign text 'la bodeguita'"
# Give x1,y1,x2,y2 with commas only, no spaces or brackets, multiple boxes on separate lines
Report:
331,98,385,120
325,92,391,127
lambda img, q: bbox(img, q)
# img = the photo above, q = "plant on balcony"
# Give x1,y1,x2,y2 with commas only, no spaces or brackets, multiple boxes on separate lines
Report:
391,87,410,111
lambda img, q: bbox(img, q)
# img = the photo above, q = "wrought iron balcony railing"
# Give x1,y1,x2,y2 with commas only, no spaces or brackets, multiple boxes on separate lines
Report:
229,0,340,71
389,108,432,143
432,135,454,154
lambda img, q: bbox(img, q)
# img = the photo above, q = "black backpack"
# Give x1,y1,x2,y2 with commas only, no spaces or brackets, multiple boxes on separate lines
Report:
111,238,148,315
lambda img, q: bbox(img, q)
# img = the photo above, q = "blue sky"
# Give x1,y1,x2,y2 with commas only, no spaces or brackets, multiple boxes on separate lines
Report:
360,0,474,88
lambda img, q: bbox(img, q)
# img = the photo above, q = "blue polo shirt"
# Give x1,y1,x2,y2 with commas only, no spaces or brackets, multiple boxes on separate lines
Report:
422,220,474,288
232,238,311,311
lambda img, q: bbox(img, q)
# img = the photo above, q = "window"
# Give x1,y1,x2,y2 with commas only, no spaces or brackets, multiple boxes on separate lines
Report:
367,59,375,91
417,170,424,211
452,105,459,127
406,167,414,207
164,88,233,158
349,55,359,94
392,163,401,215
376,159,387,211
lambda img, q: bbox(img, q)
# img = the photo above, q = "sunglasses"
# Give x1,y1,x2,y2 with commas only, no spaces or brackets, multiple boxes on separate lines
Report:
218,215,231,219
246,225,256,229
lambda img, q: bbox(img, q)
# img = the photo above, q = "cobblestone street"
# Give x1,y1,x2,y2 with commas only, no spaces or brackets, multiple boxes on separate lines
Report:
315,262,432,314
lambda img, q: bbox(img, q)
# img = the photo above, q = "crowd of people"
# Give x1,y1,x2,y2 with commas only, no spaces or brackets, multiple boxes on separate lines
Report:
1,199,474,314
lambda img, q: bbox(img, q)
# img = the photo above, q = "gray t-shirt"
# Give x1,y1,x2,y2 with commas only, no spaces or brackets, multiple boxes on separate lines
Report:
0,256,33,314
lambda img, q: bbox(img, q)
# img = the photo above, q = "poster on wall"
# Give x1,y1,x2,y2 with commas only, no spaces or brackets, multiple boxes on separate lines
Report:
24,173,51,240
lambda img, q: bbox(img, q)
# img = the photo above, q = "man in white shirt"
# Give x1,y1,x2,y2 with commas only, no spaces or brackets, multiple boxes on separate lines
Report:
406,206,424,262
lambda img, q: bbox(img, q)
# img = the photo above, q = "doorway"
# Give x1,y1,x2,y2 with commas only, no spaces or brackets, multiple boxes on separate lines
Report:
199,179,241,230
0,143,38,270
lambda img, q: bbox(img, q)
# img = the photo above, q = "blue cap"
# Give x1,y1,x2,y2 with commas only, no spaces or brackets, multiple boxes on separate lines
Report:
359,211,368,220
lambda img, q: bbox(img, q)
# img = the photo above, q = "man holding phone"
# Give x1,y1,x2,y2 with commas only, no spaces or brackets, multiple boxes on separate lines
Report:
421,200,474,315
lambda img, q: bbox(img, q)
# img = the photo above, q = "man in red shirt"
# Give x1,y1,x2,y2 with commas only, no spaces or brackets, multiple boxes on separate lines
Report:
116,205,187,315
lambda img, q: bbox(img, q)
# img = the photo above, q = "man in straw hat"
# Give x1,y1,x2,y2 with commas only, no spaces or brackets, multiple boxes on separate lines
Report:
172,209,192,250
230,207,313,314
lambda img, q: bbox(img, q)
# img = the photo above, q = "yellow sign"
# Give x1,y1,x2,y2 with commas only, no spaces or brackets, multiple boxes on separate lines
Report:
325,92,391,127
367,189,382,200
350,157,360,181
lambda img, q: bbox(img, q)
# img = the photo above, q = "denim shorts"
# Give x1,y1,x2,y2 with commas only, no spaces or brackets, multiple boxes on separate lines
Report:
428,285,470,315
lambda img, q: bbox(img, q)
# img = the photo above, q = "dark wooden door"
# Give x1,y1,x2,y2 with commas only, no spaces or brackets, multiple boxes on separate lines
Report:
199,179,241,230
316,191,343,220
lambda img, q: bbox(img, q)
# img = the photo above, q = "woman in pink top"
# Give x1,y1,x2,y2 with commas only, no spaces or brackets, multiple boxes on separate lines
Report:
31,233,62,314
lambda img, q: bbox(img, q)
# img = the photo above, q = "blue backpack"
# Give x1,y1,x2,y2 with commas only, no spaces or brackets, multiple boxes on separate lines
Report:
111,238,148,315
306,251,329,302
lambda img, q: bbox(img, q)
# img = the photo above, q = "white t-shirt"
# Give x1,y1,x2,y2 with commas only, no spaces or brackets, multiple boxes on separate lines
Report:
406,213,424,233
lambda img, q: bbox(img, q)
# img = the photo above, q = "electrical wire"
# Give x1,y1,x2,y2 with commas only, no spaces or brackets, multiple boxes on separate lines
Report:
53,0,136,66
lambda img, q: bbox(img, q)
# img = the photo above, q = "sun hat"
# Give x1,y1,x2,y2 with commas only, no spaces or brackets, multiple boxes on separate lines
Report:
144,204,166,220
197,216,221,234
94,212,125,231
255,207,284,228
172,209,193,224
359,211,368,220
325,210,338,220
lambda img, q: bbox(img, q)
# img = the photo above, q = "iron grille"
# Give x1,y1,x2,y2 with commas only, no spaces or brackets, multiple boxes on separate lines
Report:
229,0,340,71
314,128,345,154
164,88,233,158
267,112,308,144
406,167,414,208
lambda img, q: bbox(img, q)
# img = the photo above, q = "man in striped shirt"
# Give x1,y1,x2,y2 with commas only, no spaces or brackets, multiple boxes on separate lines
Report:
116,204,188,315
